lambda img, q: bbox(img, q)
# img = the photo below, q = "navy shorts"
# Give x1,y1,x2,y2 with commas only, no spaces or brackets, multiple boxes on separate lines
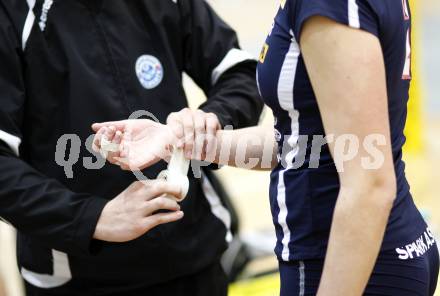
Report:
279,245,439,296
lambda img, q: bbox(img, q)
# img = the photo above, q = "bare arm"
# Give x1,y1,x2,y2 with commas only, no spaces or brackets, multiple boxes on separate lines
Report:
300,17,397,295
92,120,277,171
212,126,278,171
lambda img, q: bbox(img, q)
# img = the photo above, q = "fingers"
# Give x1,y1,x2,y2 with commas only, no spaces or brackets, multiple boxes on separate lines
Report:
127,180,184,216
205,113,220,158
129,180,183,202
167,108,195,156
107,130,123,164
114,130,123,145
193,110,206,159
92,127,106,153
91,123,104,132
104,126,116,143
166,108,221,160
143,211,184,232
92,126,118,155
144,197,181,216
114,157,131,171
91,120,128,132
167,113,185,148
181,109,195,158
146,180,183,201
167,110,192,155
205,112,221,136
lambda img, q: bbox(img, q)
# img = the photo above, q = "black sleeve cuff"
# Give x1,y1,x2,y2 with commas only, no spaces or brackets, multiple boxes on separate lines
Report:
73,196,109,255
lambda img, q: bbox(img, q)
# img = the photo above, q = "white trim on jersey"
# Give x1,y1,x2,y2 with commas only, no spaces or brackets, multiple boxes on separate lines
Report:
299,261,306,296
402,0,410,20
402,29,412,80
21,249,72,289
348,0,361,29
256,70,268,125
211,48,255,85
0,130,21,156
201,174,233,243
23,0,36,50
276,31,301,261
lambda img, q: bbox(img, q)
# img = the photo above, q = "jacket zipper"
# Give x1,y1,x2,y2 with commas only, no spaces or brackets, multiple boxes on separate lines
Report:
91,14,131,114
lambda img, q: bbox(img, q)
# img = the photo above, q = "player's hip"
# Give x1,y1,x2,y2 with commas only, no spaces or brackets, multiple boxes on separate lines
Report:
278,245,439,296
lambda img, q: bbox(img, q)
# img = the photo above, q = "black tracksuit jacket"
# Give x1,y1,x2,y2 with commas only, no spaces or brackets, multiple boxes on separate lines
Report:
0,0,263,293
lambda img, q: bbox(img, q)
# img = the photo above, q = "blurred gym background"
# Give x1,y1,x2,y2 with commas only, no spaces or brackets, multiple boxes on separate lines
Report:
1,1,438,295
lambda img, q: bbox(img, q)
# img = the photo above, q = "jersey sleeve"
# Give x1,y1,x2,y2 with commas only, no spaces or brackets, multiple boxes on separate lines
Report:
0,8,107,256
293,0,380,40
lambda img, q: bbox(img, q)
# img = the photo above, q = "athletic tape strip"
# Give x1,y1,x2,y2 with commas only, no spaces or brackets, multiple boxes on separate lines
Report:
99,137,120,158
158,147,190,202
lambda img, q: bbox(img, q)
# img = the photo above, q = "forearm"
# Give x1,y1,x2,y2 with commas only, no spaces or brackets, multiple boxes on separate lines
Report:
200,62,264,129
317,183,395,295
0,150,107,255
209,126,277,170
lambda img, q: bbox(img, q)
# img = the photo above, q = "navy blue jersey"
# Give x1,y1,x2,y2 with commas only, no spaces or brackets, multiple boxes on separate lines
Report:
257,0,431,262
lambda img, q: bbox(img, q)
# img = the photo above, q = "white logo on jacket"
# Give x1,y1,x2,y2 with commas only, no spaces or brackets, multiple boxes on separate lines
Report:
39,0,54,31
135,55,164,90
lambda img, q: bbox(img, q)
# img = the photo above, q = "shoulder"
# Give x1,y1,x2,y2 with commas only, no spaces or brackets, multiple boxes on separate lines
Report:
289,0,382,40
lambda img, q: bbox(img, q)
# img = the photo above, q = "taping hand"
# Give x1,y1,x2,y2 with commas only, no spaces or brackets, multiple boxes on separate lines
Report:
166,108,221,161
93,180,184,242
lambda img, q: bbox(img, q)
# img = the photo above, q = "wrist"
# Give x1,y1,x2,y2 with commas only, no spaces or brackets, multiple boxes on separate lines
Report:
92,201,113,241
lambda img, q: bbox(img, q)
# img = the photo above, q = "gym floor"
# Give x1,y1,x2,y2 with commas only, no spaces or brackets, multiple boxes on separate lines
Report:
1,1,439,295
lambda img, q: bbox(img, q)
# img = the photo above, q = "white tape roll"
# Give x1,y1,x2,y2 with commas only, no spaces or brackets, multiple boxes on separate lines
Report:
158,147,190,202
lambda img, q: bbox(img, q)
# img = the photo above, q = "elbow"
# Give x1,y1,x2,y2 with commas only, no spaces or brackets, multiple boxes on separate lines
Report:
368,178,397,216
340,171,397,213
366,173,397,212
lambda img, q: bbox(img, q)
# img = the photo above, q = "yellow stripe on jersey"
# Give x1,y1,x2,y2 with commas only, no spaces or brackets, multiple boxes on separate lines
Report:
259,43,269,64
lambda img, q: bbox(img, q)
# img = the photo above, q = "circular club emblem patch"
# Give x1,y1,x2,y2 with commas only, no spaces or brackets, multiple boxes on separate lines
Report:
135,55,164,89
